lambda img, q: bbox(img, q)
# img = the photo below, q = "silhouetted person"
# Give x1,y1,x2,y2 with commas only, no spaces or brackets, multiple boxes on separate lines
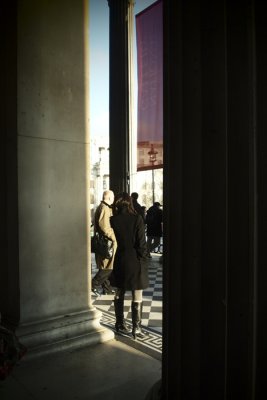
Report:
131,192,145,222
146,202,163,257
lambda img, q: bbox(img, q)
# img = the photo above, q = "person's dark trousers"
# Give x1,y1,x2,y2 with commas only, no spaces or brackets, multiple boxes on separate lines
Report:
131,301,146,339
114,297,130,334
92,269,111,289
101,279,115,294
147,236,161,254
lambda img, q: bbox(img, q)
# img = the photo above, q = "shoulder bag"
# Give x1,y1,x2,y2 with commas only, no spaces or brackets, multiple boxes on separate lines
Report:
91,232,113,259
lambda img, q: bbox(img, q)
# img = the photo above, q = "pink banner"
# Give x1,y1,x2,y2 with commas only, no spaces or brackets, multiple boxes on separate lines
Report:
136,0,163,171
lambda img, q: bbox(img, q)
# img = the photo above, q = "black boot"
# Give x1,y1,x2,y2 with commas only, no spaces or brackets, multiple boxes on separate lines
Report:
114,298,130,334
131,301,146,339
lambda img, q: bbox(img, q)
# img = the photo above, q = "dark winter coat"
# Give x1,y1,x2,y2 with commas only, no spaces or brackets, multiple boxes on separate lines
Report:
132,199,145,222
146,205,163,237
110,210,149,290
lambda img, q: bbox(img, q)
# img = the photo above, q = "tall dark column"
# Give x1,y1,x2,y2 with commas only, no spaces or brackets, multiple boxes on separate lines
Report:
226,2,256,397
163,0,266,398
108,0,130,194
252,2,267,396
0,2,20,327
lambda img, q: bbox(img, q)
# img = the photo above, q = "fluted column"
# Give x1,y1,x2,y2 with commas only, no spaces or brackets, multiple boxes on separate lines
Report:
163,0,265,398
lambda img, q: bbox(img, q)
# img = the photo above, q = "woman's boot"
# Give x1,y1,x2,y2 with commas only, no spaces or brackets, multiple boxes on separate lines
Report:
114,298,130,334
131,301,146,339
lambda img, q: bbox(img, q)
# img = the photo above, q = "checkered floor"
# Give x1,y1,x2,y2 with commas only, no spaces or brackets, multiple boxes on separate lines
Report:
91,253,163,355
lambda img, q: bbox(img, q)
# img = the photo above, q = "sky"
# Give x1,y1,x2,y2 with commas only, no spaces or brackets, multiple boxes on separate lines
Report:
89,0,156,143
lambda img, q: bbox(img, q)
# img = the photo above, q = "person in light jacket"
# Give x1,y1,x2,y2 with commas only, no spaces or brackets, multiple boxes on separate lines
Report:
92,190,117,295
110,192,149,339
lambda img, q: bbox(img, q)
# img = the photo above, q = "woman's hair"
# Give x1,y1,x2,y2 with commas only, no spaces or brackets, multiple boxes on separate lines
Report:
114,192,136,215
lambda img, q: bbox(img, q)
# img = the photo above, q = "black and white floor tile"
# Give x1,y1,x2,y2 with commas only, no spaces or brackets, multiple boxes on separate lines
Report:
91,253,163,355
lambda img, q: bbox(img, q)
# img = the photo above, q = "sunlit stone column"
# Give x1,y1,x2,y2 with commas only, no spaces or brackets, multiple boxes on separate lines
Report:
7,0,114,358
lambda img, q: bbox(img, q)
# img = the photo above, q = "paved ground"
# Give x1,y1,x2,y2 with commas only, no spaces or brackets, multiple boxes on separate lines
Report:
91,253,163,355
0,254,163,400
0,340,161,400
92,254,163,332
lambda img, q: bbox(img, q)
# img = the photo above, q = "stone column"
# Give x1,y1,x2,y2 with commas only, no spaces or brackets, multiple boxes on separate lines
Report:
2,0,113,358
163,0,265,398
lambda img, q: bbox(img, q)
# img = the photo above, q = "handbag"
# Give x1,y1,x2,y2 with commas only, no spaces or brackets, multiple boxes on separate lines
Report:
91,232,113,259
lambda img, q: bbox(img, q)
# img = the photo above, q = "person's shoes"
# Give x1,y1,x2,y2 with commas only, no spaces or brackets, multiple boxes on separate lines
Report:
132,327,147,340
102,287,115,295
91,288,101,297
115,322,131,335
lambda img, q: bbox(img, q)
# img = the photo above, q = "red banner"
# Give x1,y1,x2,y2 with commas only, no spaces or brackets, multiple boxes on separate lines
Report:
136,0,163,171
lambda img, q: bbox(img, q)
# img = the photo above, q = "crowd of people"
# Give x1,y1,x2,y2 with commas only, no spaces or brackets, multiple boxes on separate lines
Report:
91,190,163,340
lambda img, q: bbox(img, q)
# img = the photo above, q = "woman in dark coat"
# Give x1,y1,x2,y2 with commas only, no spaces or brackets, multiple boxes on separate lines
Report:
110,192,149,339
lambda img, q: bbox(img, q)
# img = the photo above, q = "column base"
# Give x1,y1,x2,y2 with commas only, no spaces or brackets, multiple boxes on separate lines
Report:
16,308,114,360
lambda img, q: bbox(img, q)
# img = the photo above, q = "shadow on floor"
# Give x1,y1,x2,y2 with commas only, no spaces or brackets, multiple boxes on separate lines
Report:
0,338,161,400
